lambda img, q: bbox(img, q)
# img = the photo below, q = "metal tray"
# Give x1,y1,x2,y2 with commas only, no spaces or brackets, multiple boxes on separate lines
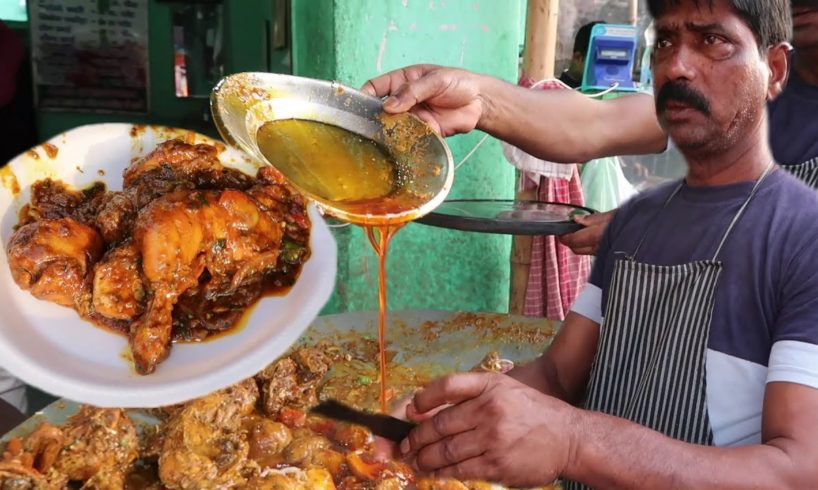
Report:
416,199,595,235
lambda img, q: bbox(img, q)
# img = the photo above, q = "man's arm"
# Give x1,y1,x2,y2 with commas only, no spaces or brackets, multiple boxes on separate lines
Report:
565,382,818,489
477,75,667,163
507,311,600,405
403,376,818,489
364,64,668,163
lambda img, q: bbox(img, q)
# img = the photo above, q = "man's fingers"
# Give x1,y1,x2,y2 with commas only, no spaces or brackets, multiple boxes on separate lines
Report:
413,429,487,472
362,69,410,97
559,230,589,246
383,70,449,113
361,78,380,96
409,106,443,134
405,399,448,422
391,393,444,423
361,64,440,99
432,454,501,483
387,394,414,420
411,373,495,415
559,209,617,255
384,83,424,112
559,230,597,255
562,243,597,256
583,209,616,226
372,436,400,462
572,246,596,255
403,397,483,454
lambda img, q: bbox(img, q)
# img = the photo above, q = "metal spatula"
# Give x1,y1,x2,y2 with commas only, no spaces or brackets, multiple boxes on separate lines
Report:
311,399,416,443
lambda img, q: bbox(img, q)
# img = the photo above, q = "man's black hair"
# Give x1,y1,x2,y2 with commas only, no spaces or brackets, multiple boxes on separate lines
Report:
573,21,604,58
647,0,792,48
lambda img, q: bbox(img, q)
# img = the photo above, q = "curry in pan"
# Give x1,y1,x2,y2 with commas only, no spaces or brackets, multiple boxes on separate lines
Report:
0,340,559,490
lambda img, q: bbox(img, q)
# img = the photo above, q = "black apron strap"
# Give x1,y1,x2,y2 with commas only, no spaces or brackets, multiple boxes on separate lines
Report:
783,157,818,190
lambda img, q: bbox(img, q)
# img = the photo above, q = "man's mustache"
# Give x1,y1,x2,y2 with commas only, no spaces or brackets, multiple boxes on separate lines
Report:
656,82,712,117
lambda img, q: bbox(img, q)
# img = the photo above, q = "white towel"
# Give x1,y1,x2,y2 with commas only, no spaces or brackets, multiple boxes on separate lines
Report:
502,140,576,182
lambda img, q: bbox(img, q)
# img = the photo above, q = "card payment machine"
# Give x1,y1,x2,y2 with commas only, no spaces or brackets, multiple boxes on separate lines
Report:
580,24,639,92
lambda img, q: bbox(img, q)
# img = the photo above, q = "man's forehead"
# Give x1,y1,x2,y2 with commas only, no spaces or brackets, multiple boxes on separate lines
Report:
653,0,746,32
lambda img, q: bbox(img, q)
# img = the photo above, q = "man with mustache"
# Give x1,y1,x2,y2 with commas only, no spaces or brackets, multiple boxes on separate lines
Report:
559,0,818,255
365,0,818,487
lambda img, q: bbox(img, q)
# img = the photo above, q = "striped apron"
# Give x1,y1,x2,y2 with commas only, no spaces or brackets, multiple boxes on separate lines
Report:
564,162,774,490
783,157,818,189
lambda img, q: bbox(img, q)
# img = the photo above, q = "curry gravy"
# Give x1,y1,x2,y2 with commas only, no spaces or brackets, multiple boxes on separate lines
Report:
258,119,424,413
257,119,397,205
256,119,427,222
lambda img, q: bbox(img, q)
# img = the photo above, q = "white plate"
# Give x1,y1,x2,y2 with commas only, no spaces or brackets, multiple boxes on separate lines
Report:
0,123,337,408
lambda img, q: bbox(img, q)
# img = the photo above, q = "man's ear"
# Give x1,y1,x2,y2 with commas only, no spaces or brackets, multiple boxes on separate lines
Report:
766,42,792,101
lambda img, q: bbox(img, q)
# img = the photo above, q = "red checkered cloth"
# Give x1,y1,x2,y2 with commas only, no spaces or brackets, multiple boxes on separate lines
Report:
517,76,591,320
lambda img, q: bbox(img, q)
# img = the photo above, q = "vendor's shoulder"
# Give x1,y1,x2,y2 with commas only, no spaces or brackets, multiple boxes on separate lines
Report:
763,170,818,254
768,169,818,217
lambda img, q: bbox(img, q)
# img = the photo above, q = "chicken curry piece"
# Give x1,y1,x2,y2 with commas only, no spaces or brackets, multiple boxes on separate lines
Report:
5,139,312,375
0,406,138,489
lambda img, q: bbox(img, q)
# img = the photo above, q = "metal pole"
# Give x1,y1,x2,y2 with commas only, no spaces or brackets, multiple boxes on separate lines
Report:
629,0,639,25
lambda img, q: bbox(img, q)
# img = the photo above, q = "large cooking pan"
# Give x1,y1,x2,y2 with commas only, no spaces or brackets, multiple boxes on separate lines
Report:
1,310,556,440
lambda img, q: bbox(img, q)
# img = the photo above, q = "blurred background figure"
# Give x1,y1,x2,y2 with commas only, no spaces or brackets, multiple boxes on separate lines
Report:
559,21,604,88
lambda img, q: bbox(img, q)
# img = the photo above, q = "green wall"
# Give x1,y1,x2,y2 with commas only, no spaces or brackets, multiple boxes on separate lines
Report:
0,0,27,23
293,0,522,314
291,0,336,80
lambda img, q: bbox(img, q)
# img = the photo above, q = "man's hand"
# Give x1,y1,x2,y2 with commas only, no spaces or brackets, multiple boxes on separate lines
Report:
400,372,579,487
559,209,616,256
373,393,444,461
362,64,485,136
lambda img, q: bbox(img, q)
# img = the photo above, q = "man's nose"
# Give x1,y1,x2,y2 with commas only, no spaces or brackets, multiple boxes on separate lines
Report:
663,45,698,82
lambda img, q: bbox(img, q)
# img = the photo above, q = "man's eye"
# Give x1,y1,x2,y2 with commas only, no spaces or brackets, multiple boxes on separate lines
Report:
704,34,724,45
656,38,672,49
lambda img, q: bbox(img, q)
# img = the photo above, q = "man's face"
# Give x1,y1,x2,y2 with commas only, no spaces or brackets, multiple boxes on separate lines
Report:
793,1,818,50
652,0,770,155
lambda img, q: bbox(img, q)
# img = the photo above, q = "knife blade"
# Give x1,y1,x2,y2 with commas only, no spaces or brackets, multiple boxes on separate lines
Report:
311,400,416,443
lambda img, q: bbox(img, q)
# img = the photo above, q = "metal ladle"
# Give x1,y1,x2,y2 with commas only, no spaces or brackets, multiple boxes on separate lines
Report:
210,72,454,225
